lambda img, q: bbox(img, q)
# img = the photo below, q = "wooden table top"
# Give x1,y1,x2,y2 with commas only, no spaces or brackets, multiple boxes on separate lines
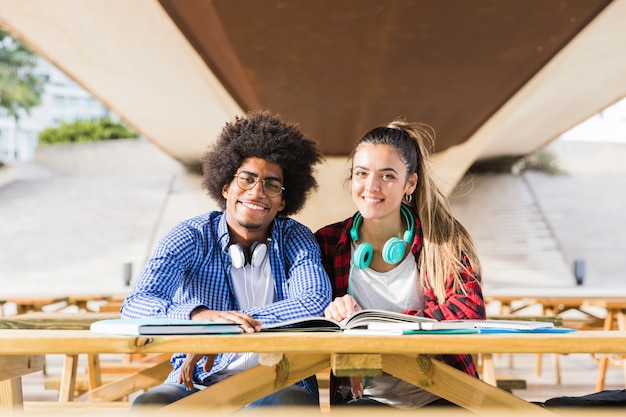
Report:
0,329,625,356
0,312,119,329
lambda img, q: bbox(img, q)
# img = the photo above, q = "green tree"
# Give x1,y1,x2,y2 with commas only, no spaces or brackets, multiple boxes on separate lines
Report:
0,29,45,121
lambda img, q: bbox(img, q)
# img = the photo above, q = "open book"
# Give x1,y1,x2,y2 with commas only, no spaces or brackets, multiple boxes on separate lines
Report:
262,309,575,333
261,309,475,332
90,318,242,335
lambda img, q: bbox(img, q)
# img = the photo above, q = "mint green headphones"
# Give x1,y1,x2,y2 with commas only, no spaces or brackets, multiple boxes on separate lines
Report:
350,204,415,269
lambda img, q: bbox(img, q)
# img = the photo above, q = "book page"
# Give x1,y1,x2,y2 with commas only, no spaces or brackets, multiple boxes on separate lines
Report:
342,309,437,330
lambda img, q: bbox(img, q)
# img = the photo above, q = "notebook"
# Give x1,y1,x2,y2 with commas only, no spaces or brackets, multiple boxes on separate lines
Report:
90,318,242,335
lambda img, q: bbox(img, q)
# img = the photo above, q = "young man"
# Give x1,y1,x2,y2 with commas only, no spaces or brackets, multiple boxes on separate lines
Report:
122,111,331,408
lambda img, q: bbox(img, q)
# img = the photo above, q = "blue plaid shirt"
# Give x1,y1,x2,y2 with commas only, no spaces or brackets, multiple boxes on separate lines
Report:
121,211,331,392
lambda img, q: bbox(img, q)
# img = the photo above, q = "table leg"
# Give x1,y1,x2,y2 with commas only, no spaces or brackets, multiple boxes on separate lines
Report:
58,354,79,402
480,354,497,386
596,309,615,391
383,354,552,415
87,354,102,390
0,378,23,412
617,310,626,388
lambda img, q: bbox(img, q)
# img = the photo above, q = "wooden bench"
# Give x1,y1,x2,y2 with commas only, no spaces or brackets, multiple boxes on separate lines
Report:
487,293,626,389
2,296,69,315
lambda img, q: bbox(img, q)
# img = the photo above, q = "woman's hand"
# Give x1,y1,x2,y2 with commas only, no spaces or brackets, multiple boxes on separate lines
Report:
350,376,366,399
190,307,261,333
324,295,362,322
178,353,217,391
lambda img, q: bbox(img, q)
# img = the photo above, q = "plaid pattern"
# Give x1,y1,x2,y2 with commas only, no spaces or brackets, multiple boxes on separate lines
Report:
122,211,331,393
315,210,485,402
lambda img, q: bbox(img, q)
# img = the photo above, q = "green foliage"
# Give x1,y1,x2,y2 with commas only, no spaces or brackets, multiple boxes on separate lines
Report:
520,148,566,175
0,30,45,120
38,118,140,145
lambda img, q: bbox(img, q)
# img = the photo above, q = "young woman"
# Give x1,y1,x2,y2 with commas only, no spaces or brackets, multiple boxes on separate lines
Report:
315,119,485,408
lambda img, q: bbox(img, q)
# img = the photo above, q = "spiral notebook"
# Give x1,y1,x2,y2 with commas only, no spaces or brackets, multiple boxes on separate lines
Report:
471,319,555,331
433,319,576,333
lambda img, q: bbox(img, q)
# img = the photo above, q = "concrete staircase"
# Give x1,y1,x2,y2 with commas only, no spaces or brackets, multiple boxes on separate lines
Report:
450,173,575,292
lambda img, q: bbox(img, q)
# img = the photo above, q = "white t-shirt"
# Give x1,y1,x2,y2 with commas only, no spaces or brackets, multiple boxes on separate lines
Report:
217,254,274,378
348,249,439,408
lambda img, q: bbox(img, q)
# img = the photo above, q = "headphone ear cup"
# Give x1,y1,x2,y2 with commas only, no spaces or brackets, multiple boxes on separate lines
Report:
249,242,267,267
229,243,249,269
382,237,406,265
353,242,373,269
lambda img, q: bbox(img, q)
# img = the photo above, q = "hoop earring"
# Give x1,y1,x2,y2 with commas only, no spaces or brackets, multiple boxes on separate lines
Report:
405,194,413,204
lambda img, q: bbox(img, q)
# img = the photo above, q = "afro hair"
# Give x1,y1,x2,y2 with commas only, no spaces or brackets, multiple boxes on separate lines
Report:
201,110,324,217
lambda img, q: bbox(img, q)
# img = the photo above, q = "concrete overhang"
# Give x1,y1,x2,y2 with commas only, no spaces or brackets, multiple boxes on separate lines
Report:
1,0,625,195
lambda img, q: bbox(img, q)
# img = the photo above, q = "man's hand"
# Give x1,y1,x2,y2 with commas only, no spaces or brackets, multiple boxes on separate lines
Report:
324,294,362,322
178,353,216,391
190,307,262,333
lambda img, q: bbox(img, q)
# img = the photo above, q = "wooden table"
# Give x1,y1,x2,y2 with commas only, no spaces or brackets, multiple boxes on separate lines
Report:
0,312,170,405
485,289,626,389
2,330,626,415
0,312,119,330
0,293,127,315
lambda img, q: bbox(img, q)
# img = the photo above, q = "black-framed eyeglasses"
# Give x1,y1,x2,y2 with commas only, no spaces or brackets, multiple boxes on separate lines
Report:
233,174,285,198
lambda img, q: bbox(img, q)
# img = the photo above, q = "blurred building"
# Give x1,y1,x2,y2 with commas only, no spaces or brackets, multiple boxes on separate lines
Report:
0,58,113,161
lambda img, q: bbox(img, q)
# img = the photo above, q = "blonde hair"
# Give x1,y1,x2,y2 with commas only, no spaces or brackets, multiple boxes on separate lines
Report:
355,119,482,303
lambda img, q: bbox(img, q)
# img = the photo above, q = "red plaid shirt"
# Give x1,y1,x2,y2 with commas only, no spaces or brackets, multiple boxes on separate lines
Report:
315,211,485,401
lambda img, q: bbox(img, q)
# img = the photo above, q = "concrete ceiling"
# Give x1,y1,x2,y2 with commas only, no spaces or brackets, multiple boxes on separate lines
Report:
1,0,626,193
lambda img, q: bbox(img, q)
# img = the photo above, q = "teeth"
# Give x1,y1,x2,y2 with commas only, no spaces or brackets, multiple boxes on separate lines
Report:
363,197,382,203
241,201,266,210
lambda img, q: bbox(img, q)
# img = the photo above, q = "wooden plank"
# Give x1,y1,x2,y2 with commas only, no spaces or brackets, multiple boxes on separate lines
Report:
87,354,102,389
0,354,44,381
0,355,44,412
0,312,119,330
86,359,172,402
480,353,497,386
3,330,626,356
58,354,78,402
45,374,121,392
0,378,23,412
382,354,551,415
98,301,123,313
165,353,329,411
66,294,126,312
496,377,527,392
330,353,383,377
3,296,69,315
